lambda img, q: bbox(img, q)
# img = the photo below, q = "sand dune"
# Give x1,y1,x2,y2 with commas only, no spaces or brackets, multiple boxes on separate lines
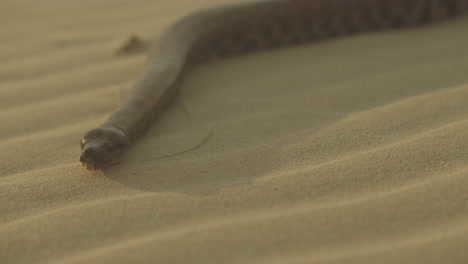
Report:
1,0,468,263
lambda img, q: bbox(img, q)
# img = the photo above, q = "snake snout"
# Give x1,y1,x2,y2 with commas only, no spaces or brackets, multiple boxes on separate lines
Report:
81,147,97,158
80,147,100,170
80,127,129,170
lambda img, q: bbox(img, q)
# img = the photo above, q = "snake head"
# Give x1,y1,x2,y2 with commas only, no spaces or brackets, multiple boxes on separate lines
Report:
80,127,130,170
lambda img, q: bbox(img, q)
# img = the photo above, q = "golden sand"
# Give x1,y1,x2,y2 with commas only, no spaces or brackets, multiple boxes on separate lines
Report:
1,0,468,263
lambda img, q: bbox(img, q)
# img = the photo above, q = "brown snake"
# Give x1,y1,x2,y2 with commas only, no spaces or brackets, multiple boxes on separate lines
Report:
80,0,468,170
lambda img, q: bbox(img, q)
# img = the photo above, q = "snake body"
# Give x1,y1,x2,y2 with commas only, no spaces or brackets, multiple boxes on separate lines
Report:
80,0,468,170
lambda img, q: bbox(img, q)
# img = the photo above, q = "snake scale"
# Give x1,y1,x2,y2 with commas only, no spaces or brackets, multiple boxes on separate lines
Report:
80,0,468,170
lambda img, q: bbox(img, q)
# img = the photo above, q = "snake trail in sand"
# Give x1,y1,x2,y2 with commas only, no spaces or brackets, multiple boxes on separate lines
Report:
80,0,468,170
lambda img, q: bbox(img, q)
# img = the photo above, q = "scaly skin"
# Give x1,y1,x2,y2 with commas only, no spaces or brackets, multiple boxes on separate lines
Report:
80,0,468,170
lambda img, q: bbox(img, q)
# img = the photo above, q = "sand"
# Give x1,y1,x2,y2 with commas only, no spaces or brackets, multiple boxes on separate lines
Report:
1,0,468,263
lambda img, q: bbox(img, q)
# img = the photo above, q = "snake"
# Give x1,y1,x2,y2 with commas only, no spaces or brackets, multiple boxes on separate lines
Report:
80,0,468,170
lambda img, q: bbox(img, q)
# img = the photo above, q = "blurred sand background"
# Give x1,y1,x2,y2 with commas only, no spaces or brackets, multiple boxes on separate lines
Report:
1,0,468,263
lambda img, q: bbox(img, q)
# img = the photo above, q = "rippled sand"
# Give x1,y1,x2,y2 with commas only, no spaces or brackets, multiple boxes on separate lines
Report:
1,0,468,263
